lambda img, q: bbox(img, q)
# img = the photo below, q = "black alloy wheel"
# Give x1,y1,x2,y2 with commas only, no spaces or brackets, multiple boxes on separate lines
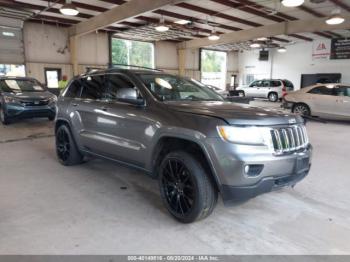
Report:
161,158,195,216
56,127,71,162
55,125,84,165
159,151,217,223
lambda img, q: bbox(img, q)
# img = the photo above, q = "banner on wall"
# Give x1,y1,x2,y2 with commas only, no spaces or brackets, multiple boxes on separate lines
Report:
330,38,350,60
312,39,331,60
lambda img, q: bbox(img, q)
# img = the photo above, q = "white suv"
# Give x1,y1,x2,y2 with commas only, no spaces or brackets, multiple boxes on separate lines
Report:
236,79,294,102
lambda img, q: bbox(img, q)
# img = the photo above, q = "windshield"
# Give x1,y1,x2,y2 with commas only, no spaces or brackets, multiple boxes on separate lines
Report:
138,74,224,102
0,79,45,93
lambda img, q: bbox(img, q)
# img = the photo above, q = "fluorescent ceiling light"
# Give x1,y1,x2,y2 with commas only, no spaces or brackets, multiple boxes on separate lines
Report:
174,19,191,25
250,42,261,48
326,14,345,25
2,31,15,37
155,25,169,32
257,37,268,41
277,47,287,53
60,0,79,16
208,34,220,41
281,0,304,7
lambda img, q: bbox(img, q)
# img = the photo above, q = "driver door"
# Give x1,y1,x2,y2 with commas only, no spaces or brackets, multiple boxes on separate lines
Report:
245,80,261,97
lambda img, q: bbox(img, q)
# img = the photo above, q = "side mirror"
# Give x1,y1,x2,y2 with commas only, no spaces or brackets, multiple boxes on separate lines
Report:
116,88,145,106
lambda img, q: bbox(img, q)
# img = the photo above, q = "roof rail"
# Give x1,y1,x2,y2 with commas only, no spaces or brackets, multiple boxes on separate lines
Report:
109,64,163,72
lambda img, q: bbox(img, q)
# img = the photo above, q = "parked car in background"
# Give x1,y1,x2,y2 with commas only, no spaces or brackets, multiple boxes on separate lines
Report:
236,79,294,102
55,67,312,223
206,84,229,97
0,76,57,125
283,83,350,120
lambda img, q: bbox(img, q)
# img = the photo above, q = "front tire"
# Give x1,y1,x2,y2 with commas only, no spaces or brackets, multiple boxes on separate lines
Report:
0,106,10,125
55,124,84,166
158,150,218,223
292,103,311,116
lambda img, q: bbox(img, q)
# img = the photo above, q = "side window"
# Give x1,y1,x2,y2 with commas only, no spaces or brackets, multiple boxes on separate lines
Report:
105,74,140,100
308,86,334,96
270,80,281,87
65,79,82,98
80,75,106,100
262,80,270,87
250,81,261,87
335,86,350,97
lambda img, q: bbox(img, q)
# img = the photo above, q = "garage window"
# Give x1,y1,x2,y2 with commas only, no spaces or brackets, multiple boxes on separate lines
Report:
200,49,227,89
110,38,154,68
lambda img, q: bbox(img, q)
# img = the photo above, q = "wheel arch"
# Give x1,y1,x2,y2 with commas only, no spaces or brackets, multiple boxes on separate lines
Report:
151,136,221,192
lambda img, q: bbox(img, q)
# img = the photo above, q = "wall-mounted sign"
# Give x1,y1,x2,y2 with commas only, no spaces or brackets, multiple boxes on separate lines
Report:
312,39,331,60
330,38,350,60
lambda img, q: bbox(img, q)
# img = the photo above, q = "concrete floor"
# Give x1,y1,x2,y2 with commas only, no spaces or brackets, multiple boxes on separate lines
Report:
1,105,350,255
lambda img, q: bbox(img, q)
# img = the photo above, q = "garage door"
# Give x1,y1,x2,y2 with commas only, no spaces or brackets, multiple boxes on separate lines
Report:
0,25,24,64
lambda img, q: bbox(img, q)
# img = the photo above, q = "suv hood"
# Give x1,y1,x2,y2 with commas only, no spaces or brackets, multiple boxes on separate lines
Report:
165,101,303,126
4,91,54,101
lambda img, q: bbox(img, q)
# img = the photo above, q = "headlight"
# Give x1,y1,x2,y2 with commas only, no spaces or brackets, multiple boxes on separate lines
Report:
217,125,273,146
49,95,58,103
4,96,18,103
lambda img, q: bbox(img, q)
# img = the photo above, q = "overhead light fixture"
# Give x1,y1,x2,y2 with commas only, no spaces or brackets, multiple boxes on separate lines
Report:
277,46,287,53
208,28,220,41
326,9,345,25
174,19,191,25
250,42,261,48
155,16,169,32
257,37,268,41
2,31,15,37
60,0,79,16
281,0,304,7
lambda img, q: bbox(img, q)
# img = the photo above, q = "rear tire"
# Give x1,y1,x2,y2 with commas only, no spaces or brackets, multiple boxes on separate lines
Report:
158,150,218,223
268,92,278,102
292,103,311,116
0,106,9,125
55,124,84,166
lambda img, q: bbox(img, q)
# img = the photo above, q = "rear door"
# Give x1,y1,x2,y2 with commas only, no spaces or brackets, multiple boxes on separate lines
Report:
333,85,350,119
72,74,111,153
95,73,156,167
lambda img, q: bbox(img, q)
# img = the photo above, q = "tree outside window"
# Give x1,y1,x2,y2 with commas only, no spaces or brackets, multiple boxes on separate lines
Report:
111,38,154,68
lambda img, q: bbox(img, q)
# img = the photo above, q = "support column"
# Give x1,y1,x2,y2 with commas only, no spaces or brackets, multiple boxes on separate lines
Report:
178,48,186,77
70,36,79,76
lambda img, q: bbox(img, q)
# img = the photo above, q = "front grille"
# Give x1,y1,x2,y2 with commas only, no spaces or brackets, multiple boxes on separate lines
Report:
21,100,49,106
270,125,308,155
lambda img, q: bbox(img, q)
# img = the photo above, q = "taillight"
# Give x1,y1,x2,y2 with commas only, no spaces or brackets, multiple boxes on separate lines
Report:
282,84,287,97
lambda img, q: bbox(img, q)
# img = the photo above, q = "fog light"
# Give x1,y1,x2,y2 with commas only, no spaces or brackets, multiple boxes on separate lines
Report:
244,164,264,177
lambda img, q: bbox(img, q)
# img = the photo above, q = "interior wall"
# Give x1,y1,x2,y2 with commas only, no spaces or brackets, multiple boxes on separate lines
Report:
23,22,109,81
238,41,350,90
155,41,178,74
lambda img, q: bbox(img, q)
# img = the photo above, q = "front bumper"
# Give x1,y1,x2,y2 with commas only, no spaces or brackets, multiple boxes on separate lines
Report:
205,137,312,203
221,158,310,203
5,103,56,119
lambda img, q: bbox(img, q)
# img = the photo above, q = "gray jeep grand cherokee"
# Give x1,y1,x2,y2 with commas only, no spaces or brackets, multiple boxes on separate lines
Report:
55,67,312,223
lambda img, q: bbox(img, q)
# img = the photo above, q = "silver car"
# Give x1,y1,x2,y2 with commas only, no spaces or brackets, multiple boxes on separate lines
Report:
283,83,350,120
236,79,294,102
55,68,312,223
